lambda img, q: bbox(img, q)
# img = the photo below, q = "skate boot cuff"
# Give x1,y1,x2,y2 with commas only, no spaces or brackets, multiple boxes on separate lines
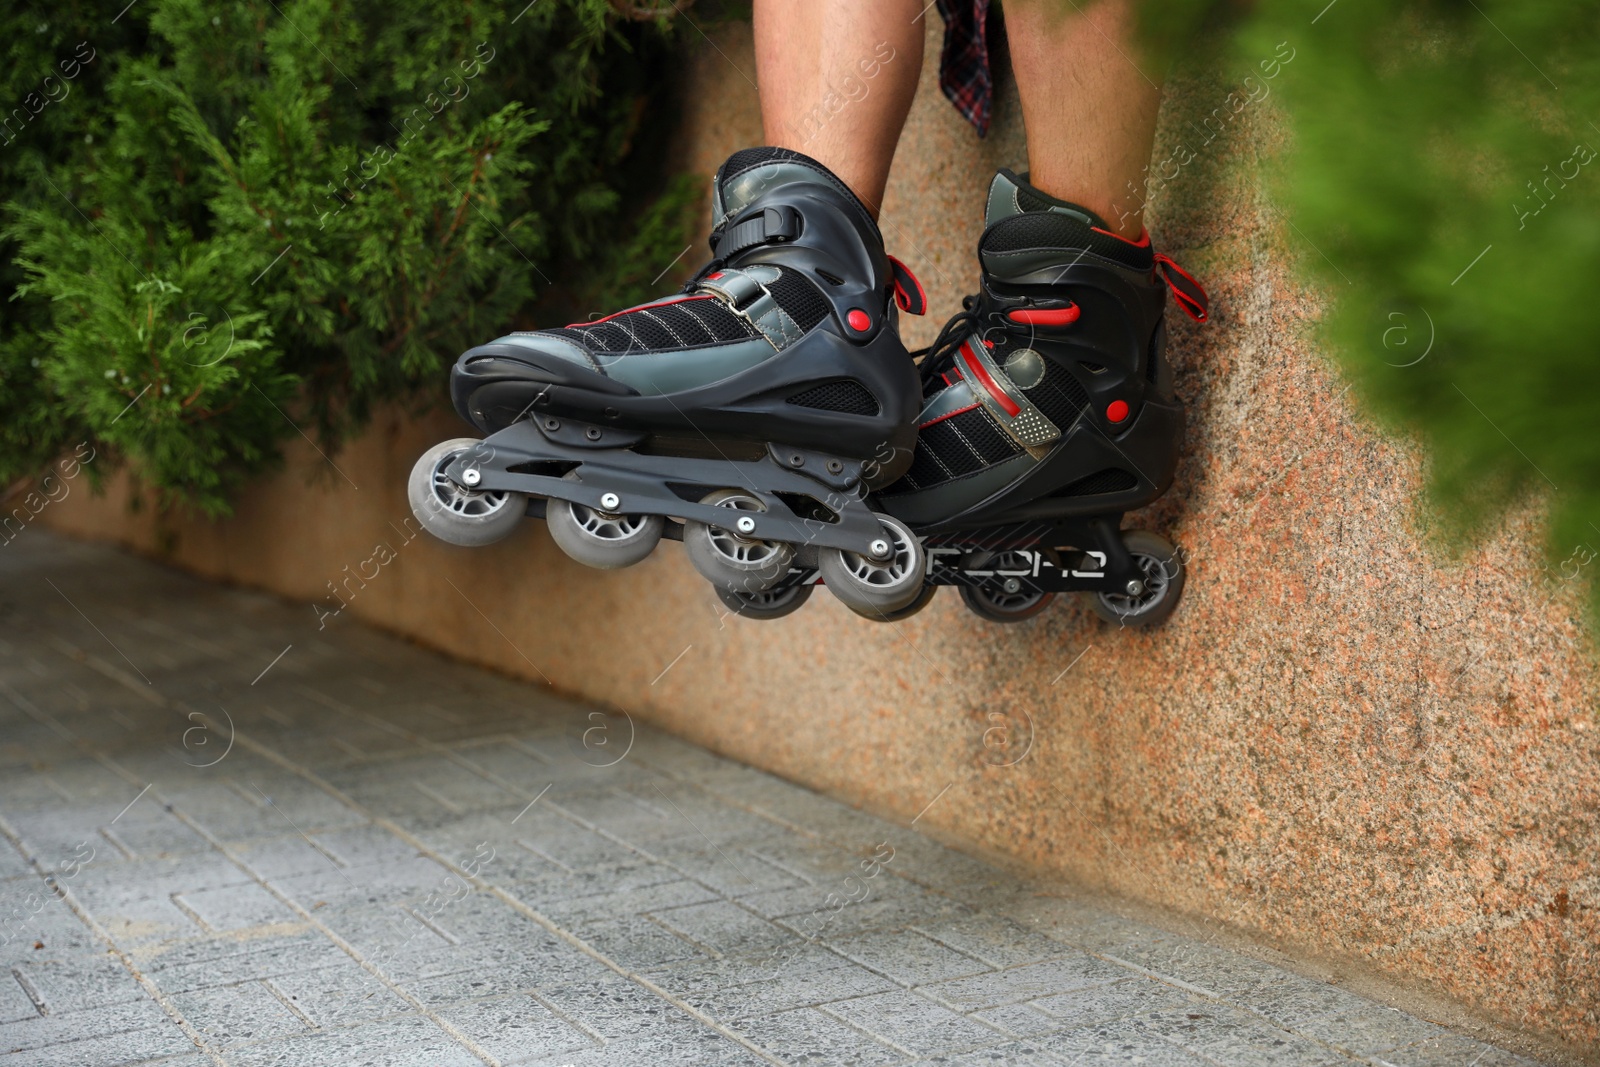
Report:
982,169,1153,272
714,147,881,243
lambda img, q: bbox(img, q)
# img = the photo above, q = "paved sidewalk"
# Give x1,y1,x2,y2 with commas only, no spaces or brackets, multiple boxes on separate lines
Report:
0,533,1545,1067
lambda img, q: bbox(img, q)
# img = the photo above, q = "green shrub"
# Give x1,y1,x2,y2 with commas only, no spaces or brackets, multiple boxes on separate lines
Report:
1143,0,1600,606
1,0,688,513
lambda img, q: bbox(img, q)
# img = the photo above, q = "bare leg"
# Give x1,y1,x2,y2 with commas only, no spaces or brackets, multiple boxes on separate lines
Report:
753,0,926,218
1005,0,1162,238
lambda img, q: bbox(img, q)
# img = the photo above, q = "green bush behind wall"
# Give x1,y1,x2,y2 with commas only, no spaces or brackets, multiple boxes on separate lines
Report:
0,0,690,513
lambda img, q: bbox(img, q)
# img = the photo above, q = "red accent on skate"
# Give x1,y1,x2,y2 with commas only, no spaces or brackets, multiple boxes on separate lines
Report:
1154,253,1209,323
887,255,928,315
960,342,1021,417
565,295,718,329
1091,226,1152,248
983,339,995,348
706,271,724,280
920,402,981,429
847,309,871,332
1007,305,1080,327
1106,399,1130,423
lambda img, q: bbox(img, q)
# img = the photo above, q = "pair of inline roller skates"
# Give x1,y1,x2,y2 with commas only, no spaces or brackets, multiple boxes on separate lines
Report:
408,147,1208,625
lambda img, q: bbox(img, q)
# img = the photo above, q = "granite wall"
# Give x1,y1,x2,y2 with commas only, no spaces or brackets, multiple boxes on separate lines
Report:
37,15,1599,1057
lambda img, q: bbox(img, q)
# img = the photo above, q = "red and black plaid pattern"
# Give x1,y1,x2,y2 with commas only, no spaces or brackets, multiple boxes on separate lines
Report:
934,0,995,137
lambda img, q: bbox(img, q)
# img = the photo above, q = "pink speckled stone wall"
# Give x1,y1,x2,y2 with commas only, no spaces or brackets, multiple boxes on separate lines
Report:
42,17,1599,1055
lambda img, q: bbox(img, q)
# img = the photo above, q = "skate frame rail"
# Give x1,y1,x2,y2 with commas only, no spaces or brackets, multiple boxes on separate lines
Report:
449,419,893,557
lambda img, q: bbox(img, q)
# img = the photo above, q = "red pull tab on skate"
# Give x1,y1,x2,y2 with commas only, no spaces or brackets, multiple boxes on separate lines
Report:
1154,253,1209,323
1007,304,1080,327
887,255,926,316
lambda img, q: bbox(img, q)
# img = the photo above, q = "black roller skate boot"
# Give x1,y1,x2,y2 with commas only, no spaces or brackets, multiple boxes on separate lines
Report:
877,169,1209,626
409,148,933,619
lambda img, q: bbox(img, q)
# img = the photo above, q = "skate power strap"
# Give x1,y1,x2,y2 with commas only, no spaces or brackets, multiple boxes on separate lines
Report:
697,265,805,352
953,336,1062,450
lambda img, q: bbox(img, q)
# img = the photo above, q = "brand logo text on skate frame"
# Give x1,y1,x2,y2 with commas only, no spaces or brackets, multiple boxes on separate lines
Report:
1112,40,1296,232
785,41,898,147
1,442,97,548
316,42,496,230
312,515,427,629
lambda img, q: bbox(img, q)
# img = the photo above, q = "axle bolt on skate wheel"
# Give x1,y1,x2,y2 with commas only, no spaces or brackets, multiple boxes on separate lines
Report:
686,489,794,593
1002,577,1022,595
1125,579,1144,596
599,492,621,511
869,539,890,559
586,428,602,441
407,439,526,548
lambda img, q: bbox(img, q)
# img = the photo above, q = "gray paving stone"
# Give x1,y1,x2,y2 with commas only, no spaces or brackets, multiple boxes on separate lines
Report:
1142,1005,1347,1066
0,996,171,1053
920,954,1132,1011
0,972,35,1025
1230,971,1378,1028
533,972,697,1041
915,1038,1088,1065
225,1013,482,1067
911,914,1077,970
10,951,146,1014
432,992,597,1062
0,535,1552,1067
649,899,802,958
970,1001,1068,1039
734,1005,906,1064
1031,976,1202,1029
174,882,299,933
571,914,707,970
1373,1032,1546,1067
686,959,900,1019
827,928,993,987
0,1019,199,1066
265,963,413,1028
823,988,1009,1056
1292,1003,1449,1057
139,932,347,993
167,979,310,1048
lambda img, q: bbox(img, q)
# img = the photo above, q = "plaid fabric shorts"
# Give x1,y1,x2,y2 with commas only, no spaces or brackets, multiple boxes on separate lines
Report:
935,0,995,136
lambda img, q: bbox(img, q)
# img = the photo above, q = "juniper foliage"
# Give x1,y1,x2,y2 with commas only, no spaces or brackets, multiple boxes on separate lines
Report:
1,0,682,512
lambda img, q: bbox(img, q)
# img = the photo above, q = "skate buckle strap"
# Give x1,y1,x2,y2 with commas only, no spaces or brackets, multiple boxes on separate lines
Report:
698,265,805,352
1153,253,1209,323
714,205,802,259
954,334,1061,449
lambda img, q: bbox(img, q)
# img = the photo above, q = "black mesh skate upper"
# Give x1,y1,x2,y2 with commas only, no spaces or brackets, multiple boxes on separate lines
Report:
548,266,830,355
894,347,1092,493
983,212,1153,271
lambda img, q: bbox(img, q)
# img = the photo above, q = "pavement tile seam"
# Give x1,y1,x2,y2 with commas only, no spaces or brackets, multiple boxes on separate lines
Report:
0,810,226,1064
0,541,1556,1067
813,1000,922,1059
138,800,502,1063
189,730,790,1066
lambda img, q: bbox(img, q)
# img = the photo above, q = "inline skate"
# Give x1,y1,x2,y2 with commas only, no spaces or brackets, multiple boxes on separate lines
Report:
409,147,934,618
718,169,1209,626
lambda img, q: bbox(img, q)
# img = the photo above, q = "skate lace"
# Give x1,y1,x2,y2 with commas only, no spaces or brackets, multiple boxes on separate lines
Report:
914,294,982,388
